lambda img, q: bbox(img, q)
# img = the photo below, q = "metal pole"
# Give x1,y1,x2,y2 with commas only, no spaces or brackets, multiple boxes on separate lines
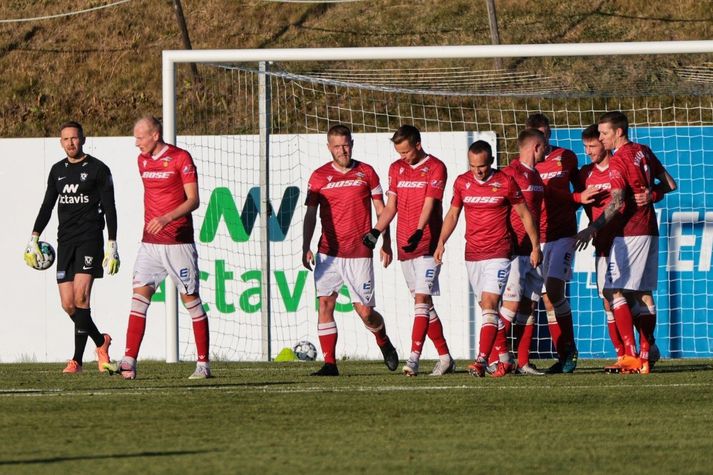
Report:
172,0,201,84
259,61,272,361
485,0,503,70
162,52,179,363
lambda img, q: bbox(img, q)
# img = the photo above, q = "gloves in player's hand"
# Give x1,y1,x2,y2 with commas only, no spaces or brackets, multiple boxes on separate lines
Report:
401,229,423,253
24,235,44,269
362,228,381,250
102,240,120,275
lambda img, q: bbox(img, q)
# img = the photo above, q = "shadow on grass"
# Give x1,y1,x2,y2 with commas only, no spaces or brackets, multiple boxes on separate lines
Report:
0,449,218,466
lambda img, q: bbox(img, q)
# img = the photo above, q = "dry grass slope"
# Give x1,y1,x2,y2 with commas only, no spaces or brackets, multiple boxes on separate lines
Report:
0,0,712,137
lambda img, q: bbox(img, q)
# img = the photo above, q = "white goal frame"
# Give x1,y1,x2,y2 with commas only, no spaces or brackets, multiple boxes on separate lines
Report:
161,40,713,363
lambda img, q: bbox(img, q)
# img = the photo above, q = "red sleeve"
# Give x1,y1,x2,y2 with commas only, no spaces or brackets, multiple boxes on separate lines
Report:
450,177,463,207
647,147,666,179
366,165,383,200
426,160,447,200
178,151,198,185
305,171,321,207
387,162,399,196
507,176,524,205
609,156,627,192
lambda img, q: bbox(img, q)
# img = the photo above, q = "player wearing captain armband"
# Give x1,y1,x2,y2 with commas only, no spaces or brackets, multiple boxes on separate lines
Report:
25,121,118,374
526,113,585,373
363,125,454,377
104,116,211,380
576,112,676,374
303,124,399,376
434,140,541,378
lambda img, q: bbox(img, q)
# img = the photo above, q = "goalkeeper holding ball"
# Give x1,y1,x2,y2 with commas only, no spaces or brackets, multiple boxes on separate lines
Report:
25,121,119,374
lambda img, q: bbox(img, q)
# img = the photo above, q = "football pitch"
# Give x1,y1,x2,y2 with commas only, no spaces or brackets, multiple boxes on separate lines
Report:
1,360,713,474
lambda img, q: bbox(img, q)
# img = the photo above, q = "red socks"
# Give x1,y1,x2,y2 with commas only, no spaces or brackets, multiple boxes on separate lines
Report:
318,322,338,364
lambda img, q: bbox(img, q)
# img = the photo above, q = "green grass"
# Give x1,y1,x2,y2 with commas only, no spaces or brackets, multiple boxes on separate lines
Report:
1,359,713,474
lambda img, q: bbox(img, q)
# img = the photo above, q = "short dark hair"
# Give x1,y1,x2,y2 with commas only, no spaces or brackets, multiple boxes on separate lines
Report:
391,125,421,147
525,113,550,129
327,124,352,140
581,124,599,140
59,121,84,137
598,111,628,137
468,140,493,162
517,128,545,148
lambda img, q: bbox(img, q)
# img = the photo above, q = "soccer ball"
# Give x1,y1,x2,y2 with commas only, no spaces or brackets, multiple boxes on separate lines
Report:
35,241,56,270
293,340,318,361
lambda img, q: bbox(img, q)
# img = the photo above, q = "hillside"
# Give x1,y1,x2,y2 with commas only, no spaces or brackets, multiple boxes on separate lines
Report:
1,0,712,137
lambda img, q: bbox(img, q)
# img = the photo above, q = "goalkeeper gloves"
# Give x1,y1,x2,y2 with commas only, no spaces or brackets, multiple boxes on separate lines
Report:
102,240,120,275
24,235,45,269
362,228,381,250
401,229,423,253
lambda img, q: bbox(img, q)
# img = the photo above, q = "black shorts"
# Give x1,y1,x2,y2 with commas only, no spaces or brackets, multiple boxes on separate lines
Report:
56,240,104,283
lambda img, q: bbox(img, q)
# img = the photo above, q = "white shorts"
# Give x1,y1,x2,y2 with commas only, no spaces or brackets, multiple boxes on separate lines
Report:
133,243,200,295
604,235,659,291
503,255,543,303
596,256,608,298
314,253,375,306
400,256,440,297
542,237,575,285
466,258,510,302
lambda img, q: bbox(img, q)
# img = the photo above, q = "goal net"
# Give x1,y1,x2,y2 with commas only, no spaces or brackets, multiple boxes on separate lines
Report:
165,43,713,362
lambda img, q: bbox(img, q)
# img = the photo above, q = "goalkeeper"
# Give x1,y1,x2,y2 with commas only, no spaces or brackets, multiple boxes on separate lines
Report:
25,121,119,374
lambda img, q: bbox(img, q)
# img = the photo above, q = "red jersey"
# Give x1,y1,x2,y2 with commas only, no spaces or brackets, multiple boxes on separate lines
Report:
305,160,383,258
535,146,580,242
609,142,664,237
578,162,623,256
139,144,197,244
388,155,446,261
502,159,544,256
451,169,524,261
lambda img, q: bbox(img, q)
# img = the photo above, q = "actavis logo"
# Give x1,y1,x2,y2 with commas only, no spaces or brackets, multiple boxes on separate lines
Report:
199,186,300,243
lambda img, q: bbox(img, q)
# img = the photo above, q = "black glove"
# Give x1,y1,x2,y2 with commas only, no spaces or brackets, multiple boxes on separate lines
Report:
362,228,381,249
401,229,423,253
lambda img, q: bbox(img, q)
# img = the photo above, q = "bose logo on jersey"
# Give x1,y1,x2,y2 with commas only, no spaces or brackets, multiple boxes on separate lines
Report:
323,179,364,189
463,196,501,204
539,171,566,180
522,185,544,192
397,181,426,188
142,171,174,179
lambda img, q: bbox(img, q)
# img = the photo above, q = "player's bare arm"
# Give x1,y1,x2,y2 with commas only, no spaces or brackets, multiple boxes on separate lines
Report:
634,169,678,206
577,185,607,205
302,205,318,271
373,197,392,268
575,188,624,250
512,201,542,267
434,204,461,265
146,182,200,235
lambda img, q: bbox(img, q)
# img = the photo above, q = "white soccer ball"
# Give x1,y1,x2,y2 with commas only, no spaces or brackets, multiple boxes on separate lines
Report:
35,241,56,270
293,340,318,361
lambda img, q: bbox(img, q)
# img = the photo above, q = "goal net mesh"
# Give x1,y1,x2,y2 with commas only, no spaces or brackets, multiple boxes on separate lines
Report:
172,53,713,361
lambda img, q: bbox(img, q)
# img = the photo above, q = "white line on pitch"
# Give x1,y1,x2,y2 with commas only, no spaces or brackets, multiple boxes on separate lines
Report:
0,381,711,397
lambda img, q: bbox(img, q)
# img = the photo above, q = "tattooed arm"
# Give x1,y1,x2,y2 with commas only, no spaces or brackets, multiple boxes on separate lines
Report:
575,188,624,251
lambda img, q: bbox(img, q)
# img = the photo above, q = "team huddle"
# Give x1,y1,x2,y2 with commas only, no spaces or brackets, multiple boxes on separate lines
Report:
303,112,676,377
24,111,675,379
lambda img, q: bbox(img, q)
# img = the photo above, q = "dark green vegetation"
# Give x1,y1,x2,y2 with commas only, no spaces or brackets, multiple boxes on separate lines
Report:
1,359,712,473
1,0,712,137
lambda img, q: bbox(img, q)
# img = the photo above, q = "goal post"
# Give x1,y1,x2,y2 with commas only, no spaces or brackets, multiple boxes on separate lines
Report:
162,40,713,363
